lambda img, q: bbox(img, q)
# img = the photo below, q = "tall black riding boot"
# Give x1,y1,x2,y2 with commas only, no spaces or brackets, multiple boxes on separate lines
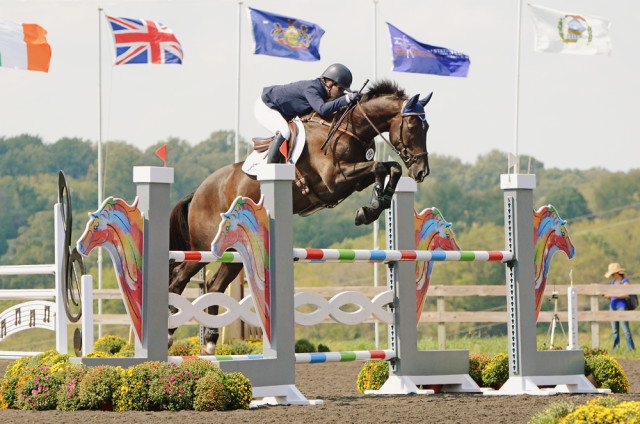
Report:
266,132,287,164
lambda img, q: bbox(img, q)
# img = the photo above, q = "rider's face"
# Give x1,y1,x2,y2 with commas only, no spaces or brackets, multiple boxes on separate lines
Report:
327,81,344,98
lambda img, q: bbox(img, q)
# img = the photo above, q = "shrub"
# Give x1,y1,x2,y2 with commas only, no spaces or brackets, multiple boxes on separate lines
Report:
85,351,111,358
245,338,263,352
481,353,509,389
356,360,389,393
78,365,121,410
15,366,63,410
317,344,330,352
528,400,577,424
193,372,230,411
149,362,205,411
168,339,199,356
178,357,223,379
113,362,173,411
562,397,626,423
468,354,491,387
215,339,254,355
56,364,87,411
0,350,69,409
585,355,629,393
224,372,252,410
581,345,608,357
94,335,128,355
115,343,135,357
295,339,315,353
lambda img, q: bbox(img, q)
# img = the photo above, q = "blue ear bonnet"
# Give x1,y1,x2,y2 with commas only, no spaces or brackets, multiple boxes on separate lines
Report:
402,94,426,121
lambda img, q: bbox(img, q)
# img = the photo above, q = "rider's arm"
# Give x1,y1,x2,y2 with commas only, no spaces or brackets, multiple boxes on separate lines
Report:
303,84,349,117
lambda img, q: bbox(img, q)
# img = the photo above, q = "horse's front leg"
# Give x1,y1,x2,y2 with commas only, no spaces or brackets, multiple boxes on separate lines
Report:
355,161,402,225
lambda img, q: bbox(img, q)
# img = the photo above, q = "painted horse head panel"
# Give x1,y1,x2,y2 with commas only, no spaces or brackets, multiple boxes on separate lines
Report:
414,207,460,324
76,197,144,341
211,196,271,341
533,204,575,320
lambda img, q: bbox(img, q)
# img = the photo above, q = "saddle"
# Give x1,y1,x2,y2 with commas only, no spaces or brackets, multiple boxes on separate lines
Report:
251,122,299,162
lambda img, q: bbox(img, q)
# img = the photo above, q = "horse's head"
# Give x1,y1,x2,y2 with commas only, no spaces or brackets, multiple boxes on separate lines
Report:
534,205,575,261
388,93,432,182
415,207,460,251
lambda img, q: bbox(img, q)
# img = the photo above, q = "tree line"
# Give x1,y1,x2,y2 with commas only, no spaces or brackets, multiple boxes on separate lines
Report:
1,132,639,336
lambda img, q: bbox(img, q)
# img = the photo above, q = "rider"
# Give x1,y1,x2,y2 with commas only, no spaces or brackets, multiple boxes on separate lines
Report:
255,63,362,163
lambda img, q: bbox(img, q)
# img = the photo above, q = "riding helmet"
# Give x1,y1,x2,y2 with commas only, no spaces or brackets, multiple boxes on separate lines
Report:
321,63,353,91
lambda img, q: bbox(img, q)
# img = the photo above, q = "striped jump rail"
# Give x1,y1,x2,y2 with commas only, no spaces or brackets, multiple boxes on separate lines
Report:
169,349,396,365
170,250,512,264
293,248,513,263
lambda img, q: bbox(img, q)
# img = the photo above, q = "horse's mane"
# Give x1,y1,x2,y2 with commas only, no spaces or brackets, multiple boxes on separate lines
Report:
362,80,406,102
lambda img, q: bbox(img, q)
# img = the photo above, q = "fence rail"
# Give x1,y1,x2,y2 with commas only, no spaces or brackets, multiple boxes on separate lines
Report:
89,283,634,348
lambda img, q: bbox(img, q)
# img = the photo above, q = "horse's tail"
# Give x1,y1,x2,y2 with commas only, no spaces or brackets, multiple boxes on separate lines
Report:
169,191,194,251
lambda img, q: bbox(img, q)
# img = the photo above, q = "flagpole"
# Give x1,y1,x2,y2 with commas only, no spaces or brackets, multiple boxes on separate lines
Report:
97,7,104,338
372,0,380,350
235,1,243,163
513,0,523,172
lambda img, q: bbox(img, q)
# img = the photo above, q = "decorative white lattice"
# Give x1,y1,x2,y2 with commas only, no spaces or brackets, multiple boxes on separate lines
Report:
168,290,394,328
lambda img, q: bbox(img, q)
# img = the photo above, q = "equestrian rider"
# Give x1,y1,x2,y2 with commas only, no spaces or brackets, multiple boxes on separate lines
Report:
254,63,362,163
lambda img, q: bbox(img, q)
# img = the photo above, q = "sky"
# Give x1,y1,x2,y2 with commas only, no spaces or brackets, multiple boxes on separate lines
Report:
1,0,638,173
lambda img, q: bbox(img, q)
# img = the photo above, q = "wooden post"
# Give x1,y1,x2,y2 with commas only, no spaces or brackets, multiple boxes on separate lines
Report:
437,296,446,350
590,284,600,348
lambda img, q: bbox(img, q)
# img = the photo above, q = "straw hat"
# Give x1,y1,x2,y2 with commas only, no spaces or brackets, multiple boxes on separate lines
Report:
604,262,626,278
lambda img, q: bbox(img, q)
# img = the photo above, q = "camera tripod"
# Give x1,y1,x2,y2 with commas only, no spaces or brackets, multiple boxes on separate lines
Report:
543,291,568,349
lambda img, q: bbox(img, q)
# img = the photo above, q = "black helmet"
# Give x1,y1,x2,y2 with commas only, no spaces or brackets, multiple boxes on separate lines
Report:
321,63,352,90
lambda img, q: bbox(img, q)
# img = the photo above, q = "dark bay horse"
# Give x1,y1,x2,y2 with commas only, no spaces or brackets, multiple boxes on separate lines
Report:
169,80,432,353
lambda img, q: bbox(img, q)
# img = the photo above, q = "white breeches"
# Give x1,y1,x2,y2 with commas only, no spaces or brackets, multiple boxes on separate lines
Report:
254,97,291,140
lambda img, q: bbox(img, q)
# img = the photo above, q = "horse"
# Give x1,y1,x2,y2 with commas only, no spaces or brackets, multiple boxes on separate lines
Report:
76,197,144,340
414,207,460,323
533,205,576,320
169,80,432,354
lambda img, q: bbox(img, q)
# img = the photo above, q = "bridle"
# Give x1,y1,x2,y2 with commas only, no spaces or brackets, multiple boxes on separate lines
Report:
357,100,429,167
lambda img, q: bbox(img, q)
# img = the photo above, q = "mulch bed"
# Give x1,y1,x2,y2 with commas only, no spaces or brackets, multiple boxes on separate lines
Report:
1,359,640,423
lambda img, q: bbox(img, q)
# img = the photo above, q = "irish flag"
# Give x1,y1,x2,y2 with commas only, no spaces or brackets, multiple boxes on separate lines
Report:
0,21,51,72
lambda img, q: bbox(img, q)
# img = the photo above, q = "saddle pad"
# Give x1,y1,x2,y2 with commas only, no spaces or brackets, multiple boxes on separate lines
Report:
242,118,306,177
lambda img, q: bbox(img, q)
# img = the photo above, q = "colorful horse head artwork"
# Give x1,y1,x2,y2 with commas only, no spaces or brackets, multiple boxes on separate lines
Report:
211,196,270,342
76,197,144,342
533,205,575,320
414,207,461,323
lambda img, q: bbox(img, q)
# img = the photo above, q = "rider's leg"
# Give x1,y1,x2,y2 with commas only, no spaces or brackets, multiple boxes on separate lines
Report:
267,131,287,163
254,98,291,163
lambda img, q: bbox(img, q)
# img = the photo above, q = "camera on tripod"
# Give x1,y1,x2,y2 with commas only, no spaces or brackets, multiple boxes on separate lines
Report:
550,291,559,300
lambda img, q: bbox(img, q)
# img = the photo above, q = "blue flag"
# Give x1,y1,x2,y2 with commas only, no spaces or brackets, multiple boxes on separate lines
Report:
387,23,470,77
249,8,325,61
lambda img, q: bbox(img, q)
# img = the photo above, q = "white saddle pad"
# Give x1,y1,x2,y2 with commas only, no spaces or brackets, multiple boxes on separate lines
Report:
242,118,306,177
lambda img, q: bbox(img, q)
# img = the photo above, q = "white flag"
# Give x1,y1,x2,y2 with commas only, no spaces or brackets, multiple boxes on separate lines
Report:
528,4,612,55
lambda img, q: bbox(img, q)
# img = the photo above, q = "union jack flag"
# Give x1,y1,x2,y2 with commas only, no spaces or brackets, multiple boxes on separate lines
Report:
106,16,183,65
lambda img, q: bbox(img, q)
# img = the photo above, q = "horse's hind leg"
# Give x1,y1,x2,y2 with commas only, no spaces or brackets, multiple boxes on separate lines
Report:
355,161,402,225
168,261,205,348
201,262,244,355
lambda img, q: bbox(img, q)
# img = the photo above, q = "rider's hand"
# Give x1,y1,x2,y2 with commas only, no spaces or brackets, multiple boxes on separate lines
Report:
344,92,361,104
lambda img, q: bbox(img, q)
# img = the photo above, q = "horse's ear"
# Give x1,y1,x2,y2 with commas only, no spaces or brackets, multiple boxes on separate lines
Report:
405,94,419,110
419,92,433,107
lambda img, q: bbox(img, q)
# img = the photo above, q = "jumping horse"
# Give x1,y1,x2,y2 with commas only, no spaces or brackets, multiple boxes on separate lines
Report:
169,80,433,354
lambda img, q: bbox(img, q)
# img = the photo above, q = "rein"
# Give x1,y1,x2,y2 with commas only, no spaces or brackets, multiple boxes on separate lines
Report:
356,102,429,167
303,116,360,140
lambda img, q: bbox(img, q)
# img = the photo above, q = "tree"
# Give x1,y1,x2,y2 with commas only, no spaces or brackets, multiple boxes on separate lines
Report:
544,186,591,220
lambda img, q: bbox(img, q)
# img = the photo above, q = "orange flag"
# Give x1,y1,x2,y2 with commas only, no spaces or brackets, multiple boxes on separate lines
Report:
155,144,167,167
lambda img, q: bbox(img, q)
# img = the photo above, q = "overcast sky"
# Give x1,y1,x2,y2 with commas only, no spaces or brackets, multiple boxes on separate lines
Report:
1,0,637,173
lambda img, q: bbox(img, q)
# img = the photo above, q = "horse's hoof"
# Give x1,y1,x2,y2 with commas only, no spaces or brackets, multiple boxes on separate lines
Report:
200,342,216,356
168,333,174,349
